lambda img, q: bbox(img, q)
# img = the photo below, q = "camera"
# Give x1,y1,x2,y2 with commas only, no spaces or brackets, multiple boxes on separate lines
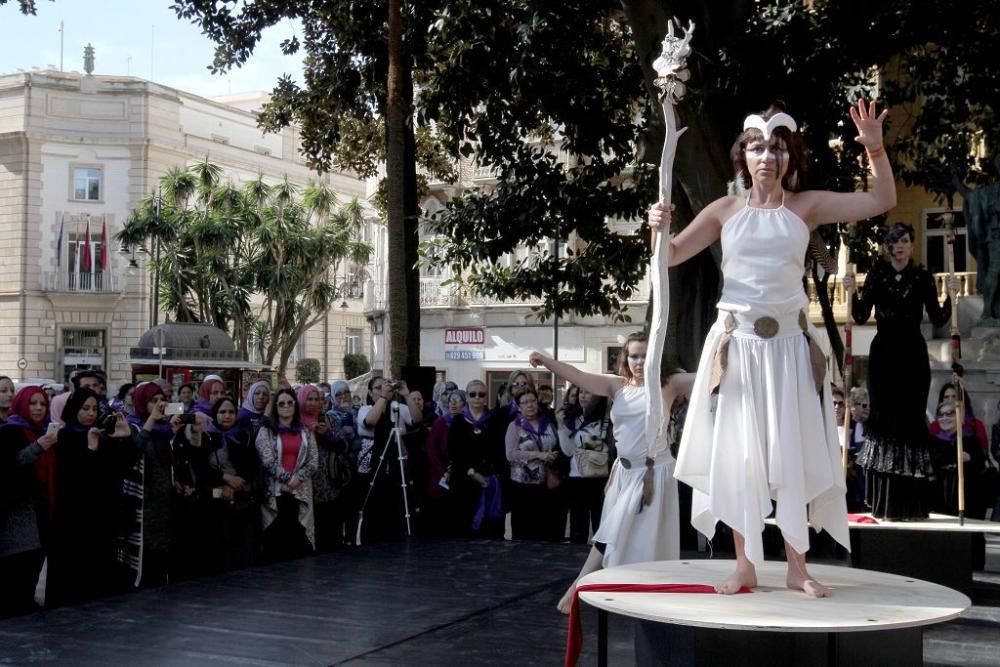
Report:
97,413,118,434
178,413,196,425
390,382,403,391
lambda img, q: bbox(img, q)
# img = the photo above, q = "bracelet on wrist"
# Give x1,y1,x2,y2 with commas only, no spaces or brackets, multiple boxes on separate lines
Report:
866,145,886,159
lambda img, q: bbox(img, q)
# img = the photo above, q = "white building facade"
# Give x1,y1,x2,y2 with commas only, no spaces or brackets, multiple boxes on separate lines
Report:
0,69,371,386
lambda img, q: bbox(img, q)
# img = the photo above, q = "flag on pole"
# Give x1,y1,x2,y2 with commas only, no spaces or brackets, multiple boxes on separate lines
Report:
82,218,92,274
99,218,109,271
56,214,64,268
75,216,82,274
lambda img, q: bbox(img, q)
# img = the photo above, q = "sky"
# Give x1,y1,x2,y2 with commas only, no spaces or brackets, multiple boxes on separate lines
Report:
0,0,304,99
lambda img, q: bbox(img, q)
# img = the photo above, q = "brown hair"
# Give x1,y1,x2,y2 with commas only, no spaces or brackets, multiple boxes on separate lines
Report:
617,332,648,383
618,332,679,387
729,103,809,193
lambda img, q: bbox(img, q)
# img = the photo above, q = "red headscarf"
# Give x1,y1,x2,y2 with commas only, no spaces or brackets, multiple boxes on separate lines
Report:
132,382,165,421
297,384,321,428
10,385,49,428
9,386,56,517
200,379,223,402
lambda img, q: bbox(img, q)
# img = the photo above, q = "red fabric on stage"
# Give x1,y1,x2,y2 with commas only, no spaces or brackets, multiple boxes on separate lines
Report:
565,582,751,666
846,513,879,524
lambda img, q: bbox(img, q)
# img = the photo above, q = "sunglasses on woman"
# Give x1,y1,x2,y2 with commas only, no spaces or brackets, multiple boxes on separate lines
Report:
276,400,295,407
467,391,487,398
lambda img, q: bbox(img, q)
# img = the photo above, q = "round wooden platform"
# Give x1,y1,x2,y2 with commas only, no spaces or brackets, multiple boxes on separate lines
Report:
577,560,969,633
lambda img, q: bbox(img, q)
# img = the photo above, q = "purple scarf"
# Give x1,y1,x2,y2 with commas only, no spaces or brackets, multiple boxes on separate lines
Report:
204,420,243,448
517,413,551,441
192,398,215,415
462,406,492,431
4,413,48,436
472,475,503,530
126,412,173,438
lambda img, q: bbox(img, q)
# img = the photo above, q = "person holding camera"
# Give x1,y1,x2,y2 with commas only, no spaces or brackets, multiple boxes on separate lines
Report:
300,383,345,552
0,385,57,616
118,382,207,586
256,387,319,562
46,387,132,608
355,377,413,542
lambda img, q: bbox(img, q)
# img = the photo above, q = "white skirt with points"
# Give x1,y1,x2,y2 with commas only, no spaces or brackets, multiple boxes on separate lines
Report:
674,310,849,568
594,455,679,568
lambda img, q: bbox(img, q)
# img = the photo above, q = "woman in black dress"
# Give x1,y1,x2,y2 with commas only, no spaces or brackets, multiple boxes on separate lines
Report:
46,389,132,607
846,223,959,519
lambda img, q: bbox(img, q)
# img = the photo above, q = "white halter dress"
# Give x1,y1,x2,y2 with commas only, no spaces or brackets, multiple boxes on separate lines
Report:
594,384,680,567
674,198,849,568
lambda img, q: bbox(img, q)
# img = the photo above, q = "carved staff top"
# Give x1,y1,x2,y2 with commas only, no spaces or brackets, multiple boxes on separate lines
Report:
644,19,694,466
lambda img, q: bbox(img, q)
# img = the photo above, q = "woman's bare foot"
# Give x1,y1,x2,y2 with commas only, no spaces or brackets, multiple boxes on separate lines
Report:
784,541,831,597
716,560,757,595
556,546,605,614
557,585,576,615
786,569,831,597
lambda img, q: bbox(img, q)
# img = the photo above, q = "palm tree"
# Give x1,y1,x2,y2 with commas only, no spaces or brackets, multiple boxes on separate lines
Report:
118,162,373,371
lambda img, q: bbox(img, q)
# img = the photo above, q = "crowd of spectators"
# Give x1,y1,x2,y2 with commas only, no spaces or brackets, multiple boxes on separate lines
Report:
0,368,620,617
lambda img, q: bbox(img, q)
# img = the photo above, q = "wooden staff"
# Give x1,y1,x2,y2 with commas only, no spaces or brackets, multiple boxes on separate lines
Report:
945,217,965,525
841,262,855,477
645,19,694,462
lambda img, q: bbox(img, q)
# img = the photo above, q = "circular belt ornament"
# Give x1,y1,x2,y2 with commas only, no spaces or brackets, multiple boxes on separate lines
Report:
619,457,633,469
753,316,780,339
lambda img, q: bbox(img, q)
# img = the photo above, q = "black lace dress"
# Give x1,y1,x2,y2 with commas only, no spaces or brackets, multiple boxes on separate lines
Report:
852,260,951,519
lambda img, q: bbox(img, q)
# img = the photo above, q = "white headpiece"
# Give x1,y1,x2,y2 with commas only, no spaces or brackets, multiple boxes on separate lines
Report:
742,112,797,140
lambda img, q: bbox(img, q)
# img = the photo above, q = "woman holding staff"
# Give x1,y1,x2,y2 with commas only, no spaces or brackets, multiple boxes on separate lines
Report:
649,99,894,596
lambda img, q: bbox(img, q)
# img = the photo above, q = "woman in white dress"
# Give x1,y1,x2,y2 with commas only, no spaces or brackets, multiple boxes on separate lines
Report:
649,100,896,597
529,334,694,613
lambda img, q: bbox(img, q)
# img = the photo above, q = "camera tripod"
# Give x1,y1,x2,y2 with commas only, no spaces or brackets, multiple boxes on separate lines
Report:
355,403,413,546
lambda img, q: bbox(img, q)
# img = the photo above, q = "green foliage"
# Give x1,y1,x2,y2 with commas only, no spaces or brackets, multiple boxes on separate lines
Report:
163,1,996,367
117,161,373,377
419,4,656,321
343,353,370,380
295,358,321,384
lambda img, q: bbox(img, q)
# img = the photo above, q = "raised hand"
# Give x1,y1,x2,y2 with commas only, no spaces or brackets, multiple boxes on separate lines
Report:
528,351,545,368
848,99,888,150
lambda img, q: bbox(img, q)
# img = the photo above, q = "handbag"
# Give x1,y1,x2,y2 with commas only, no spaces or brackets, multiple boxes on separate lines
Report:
328,450,353,493
574,421,610,478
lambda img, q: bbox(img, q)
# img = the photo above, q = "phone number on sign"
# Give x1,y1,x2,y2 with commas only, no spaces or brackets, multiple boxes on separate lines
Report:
445,350,485,361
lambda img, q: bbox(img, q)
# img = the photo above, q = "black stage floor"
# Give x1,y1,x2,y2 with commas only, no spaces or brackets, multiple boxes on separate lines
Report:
1,538,999,666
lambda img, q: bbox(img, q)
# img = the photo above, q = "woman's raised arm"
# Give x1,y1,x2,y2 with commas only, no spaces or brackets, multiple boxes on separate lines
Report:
528,352,622,397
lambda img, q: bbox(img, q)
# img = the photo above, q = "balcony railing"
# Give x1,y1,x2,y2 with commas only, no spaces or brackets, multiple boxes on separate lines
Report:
43,271,118,293
416,277,650,308
805,271,977,308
